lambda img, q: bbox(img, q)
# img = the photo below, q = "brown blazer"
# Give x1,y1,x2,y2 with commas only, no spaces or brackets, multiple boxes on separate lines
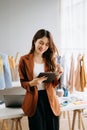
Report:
18,53,60,116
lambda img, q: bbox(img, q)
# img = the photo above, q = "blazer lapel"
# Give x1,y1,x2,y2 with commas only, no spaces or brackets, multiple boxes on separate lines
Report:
27,54,34,80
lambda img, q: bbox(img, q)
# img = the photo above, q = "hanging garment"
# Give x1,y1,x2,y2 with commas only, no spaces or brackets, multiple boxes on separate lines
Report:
74,54,81,91
68,54,75,93
8,53,19,81
0,55,5,89
56,55,66,88
80,56,86,91
0,53,12,88
75,54,87,91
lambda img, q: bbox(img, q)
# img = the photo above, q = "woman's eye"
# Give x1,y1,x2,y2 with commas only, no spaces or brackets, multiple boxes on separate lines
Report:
46,43,49,46
39,42,44,45
39,41,49,47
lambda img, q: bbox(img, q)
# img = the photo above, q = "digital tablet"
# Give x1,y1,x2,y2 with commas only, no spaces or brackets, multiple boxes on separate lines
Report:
38,72,57,83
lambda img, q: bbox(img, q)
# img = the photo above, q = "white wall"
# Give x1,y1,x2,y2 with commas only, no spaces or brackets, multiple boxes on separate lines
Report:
0,0,60,56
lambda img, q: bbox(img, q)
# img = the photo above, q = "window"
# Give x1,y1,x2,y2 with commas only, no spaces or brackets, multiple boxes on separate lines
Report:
60,0,87,55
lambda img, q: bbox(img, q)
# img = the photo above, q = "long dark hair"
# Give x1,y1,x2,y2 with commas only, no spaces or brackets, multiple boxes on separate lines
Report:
30,29,58,71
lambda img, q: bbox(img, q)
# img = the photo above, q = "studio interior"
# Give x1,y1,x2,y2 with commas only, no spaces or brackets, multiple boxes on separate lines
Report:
0,0,87,130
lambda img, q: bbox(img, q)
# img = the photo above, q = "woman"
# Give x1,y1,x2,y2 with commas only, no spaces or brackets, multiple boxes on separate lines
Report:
18,29,63,130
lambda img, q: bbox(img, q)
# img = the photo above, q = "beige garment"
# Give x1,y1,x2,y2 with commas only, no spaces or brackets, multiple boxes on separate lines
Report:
8,56,16,69
8,54,19,81
74,54,81,91
80,56,86,91
75,55,87,91
68,54,75,93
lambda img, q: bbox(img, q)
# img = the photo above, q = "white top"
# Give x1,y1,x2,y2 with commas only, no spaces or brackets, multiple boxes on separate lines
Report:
34,62,45,90
34,62,44,77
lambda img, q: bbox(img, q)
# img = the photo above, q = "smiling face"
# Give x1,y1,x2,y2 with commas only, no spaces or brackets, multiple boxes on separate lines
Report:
34,36,49,55
30,29,58,71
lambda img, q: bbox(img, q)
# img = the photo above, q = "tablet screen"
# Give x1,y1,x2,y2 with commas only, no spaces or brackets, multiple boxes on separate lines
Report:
38,72,57,83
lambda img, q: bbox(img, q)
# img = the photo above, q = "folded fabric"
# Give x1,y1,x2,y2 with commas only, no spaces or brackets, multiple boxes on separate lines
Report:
0,52,12,88
0,55,5,89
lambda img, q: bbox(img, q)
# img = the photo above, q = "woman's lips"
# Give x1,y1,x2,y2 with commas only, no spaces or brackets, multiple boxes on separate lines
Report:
39,47,44,52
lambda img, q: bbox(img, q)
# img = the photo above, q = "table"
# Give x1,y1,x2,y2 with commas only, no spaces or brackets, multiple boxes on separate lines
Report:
0,85,26,130
0,104,25,130
60,91,87,130
1,100,86,130
61,102,87,130
0,91,87,130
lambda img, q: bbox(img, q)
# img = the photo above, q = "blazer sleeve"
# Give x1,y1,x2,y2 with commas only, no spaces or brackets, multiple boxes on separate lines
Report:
18,57,31,91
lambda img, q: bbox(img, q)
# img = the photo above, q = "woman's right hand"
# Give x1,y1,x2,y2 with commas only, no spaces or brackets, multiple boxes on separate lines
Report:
29,76,48,87
56,64,63,80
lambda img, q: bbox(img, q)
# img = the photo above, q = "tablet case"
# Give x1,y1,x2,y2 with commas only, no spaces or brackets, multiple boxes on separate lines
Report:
38,72,57,83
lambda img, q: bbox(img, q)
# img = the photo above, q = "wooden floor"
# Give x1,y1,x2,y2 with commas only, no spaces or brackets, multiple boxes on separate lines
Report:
0,112,87,130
